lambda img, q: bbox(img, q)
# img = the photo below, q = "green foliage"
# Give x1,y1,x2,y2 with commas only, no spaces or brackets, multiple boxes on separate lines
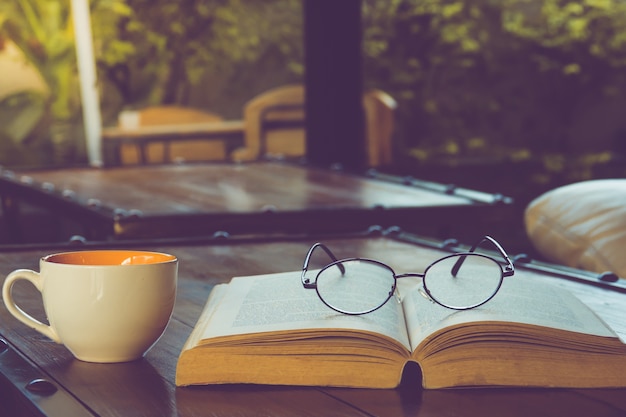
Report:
0,91,46,144
0,1,74,121
0,91,52,167
96,0,303,116
361,0,626,164
0,0,125,166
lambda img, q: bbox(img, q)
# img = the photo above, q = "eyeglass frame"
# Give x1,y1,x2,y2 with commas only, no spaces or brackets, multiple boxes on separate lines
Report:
301,235,515,315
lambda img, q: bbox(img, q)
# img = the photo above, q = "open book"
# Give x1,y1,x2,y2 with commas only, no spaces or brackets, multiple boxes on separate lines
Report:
175,270,626,389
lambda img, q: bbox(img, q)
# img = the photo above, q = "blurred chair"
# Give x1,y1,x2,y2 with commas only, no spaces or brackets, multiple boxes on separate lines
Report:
231,85,305,162
230,84,397,167
362,89,397,167
115,105,227,165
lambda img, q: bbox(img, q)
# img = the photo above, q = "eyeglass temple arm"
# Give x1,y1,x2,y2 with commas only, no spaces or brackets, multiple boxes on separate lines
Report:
301,243,346,288
451,236,515,277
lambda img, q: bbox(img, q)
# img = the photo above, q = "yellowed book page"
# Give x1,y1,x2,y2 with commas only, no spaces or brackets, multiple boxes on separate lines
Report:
180,283,229,351
197,270,411,351
402,272,617,351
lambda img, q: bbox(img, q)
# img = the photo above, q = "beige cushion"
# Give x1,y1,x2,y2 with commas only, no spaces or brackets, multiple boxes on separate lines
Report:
525,179,626,278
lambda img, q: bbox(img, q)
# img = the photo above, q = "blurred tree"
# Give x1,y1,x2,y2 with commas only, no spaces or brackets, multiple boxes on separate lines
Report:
361,0,626,164
95,0,303,118
0,0,127,166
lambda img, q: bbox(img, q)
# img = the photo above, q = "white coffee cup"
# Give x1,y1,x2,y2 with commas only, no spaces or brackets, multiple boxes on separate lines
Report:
2,250,178,363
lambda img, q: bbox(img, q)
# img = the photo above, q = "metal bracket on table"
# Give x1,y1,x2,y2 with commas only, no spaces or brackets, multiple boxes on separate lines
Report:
0,338,93,417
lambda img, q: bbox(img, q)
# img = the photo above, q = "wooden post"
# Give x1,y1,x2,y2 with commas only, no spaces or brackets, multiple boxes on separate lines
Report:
303,0,365,171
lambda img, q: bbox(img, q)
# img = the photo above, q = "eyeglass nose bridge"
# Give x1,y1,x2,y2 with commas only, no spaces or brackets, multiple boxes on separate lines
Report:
393,272,426,304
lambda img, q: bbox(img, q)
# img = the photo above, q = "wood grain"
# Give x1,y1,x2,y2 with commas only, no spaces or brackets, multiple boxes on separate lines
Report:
0,162,510,242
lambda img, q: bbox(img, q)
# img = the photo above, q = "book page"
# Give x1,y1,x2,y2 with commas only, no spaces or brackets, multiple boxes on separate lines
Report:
197,270,411,351
402,272,617,351
180,283,229,351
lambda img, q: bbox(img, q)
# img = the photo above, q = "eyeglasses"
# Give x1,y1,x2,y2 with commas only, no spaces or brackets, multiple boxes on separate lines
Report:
301,236,514,315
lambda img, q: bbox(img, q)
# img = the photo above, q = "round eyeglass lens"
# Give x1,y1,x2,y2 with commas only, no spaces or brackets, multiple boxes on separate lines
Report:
315,260,396,314
423,254,503,309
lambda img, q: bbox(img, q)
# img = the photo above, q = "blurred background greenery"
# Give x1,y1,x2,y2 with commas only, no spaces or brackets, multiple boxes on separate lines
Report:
1,0,625,200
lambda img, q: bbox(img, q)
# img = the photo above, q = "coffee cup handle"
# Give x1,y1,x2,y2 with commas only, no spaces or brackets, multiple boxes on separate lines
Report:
2,269,61,343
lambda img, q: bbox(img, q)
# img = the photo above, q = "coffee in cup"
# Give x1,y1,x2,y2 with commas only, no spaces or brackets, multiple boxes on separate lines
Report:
2,250,178,363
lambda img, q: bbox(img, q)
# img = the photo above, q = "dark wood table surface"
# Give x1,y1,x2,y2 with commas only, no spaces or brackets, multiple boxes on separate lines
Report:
1,231,626,417
0,161,512,243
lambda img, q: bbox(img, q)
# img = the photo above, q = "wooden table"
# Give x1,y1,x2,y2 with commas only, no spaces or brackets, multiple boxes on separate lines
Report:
0,161,512,244
1,231,625,416
101,120,245,165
